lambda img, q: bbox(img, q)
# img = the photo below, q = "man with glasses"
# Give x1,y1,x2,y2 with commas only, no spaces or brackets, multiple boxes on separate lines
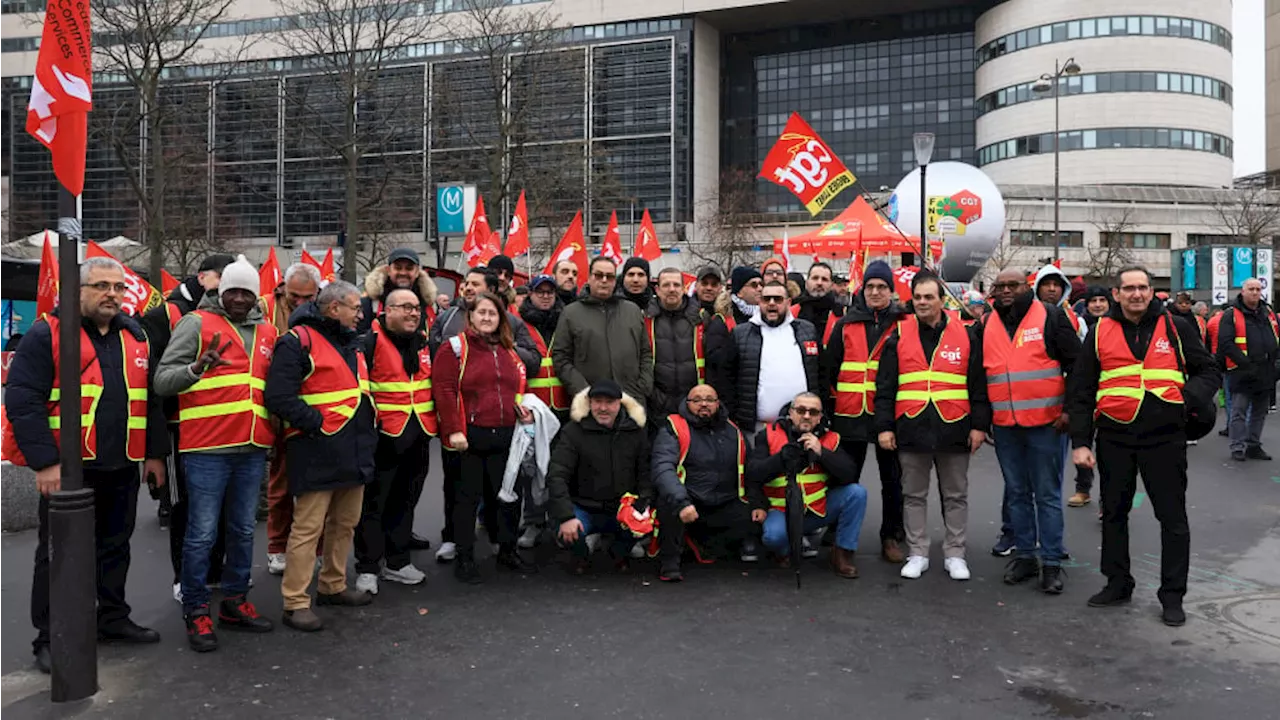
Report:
6,257,169,672
359,248,439,334
652,385,757,581
1068,266,1218,626
821,260,908,563
552,256,651,402
1216,278,1278,462
760,257,788,288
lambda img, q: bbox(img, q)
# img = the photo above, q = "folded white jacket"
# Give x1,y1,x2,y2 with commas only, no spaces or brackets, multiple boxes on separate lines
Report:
500,394,561,504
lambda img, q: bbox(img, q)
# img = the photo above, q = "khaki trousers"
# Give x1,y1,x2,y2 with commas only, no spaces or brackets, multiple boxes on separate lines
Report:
281,486,365,611
899,451,970,559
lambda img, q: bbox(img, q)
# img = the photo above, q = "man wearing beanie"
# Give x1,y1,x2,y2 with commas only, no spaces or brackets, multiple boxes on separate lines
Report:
486,254,518,307
620,257,653,311
359,247,439,335
821,259,908,562
155,255,277,651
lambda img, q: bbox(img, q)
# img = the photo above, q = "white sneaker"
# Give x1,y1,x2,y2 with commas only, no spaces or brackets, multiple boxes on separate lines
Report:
172,582,183,603
900,555,930,579
517,526,540,549
585,533,602,554
629,541,646,559
355,572,379,595
435,541,457,563
267,552,286,575
382,563,426,585
801,537,819,559
944,557,971,581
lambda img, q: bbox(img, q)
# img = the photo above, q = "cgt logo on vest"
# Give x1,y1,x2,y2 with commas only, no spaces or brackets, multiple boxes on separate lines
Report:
939,346,963,364
1154,337,1172,354
133,354,149,370
259,344,272,359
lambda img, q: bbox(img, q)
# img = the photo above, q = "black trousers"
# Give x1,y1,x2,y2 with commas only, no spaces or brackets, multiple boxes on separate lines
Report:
355,432,430,573
440,447,462,544
844,441,904,541
452,426,519,557
32,465,140,652
657,497,756,563
166,428,225,583
1096,435,1190,604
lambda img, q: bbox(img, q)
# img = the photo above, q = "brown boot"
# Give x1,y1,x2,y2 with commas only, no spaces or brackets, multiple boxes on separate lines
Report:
881,538,905,563
831,547,859,579
1067,492,1090,507
317,589,373,607
282,608,324,632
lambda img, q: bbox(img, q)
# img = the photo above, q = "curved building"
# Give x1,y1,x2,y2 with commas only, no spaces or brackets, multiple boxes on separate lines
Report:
975,1,1235,188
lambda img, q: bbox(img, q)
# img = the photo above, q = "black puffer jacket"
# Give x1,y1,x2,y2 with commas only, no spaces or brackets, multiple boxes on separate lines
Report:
646,296,706,419
712,316,820,430
820,291,904,442
652,401,745,510
264,302,377,494
793,292,845,345
545,390,652,523
1216,294,1279,395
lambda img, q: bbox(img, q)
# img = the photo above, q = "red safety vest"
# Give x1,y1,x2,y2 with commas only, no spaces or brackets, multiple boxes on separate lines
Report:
177,312,277,451
833,321,893,418
1194,314,1207,344
982,301,1066,427
165,301,183,331
1094,316,1185,424
1207,312,1223,354
285,326,372,440
367,319,438,438
762,423,839,516
441,334,527,450
717,313,737,334
644,315,706,384
521,320,567,410
666,414,747,500
1222,306,1280,370
894,315,971,422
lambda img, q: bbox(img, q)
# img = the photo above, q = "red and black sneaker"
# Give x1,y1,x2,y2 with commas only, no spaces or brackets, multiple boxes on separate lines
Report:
185,610,218,653
219,595,274,633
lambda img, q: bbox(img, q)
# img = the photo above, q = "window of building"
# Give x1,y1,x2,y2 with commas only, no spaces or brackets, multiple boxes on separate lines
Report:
1186,233,1243,246
1101,232,1171,249
976,15,1232,66
978,127,1232,166
975,71,1231,115
1010,230,1084,247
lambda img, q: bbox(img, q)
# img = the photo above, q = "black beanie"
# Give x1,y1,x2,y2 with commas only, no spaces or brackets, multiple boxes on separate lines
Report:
488,255,515,275
1084,285,1110,301
730,266,762,295
622,257,651,279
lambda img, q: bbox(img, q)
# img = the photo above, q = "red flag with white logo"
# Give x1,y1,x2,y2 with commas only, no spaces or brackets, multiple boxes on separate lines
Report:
759,112,855,215
320,248,336,282
260,247,282,295
300,250,323,272
85,241,163,316
633,209,661,262
463,196,492,266
26,0,93,195
478,230,502,266
505,190,530,258
601,210,624,265
36,231,59,318
543,211,588,285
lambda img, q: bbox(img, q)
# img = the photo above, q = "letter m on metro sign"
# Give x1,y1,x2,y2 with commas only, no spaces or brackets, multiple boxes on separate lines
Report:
759,113,856,216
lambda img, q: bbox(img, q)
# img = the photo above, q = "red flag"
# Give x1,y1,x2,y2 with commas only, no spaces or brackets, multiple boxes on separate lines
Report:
681,272,697,295
463,196,493,266
505,190,530,258
85,241,163,316
300,250,322,272
160,269,180,295
36,231,58,318
601,210,624,265
893,265,921,303
478,230,502,266
543,211,588,284
320,248,336,282
26,0,93,196
759,112,855,215
633,209,661,261
260,247,282,296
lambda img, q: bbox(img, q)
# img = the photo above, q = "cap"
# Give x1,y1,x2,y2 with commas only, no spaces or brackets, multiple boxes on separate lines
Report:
587,379,624,400
488,255,515,275
387,247,420,266
198,253,236,274
833,274,849,284
696,264,723,282
530,274,556,290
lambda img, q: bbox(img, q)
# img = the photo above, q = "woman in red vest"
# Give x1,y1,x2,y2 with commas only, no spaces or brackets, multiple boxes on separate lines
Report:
434,292,536,584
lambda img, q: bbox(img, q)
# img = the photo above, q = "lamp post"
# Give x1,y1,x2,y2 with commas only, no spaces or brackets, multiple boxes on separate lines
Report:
912,132,935,269
1032,57,1082,262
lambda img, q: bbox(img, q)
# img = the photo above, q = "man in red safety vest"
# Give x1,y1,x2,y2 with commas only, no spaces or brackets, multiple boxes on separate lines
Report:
1215,278,1279,462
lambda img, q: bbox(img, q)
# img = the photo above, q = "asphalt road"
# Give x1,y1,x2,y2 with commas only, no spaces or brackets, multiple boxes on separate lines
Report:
3,415,1279,719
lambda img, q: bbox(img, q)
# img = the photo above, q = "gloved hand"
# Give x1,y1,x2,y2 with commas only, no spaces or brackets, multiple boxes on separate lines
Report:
779,443,809,475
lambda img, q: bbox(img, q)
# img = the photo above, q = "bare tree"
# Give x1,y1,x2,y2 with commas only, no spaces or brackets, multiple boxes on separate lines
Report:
1213,186,1280,245
686,168,768,271
273,0,435,282
92,0,254,283
1086,206,1137,281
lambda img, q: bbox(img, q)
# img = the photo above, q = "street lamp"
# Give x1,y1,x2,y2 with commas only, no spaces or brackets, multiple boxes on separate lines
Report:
913,132,935,268
1032,57,1082,261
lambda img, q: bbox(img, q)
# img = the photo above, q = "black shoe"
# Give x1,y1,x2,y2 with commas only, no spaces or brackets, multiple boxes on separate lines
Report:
1040,565,1066,594
1232,450,1247,462
218,595,274,633
454,555,483,584
1161,602,1187,627
184,611,219,653
1218,428,1230,437
496,548,538,574
658,558,683,582
98,619,161,644
157,504,170,529
33,646,51,674
409,533,433,550
991,534,1016,557
1245,446,1272,461
1087,583,1134,607
1003,557,1040,585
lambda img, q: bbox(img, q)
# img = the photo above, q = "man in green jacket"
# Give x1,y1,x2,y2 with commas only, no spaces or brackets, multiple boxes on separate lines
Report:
551,256,653,401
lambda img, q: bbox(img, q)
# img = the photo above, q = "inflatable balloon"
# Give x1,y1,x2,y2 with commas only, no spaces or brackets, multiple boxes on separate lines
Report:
887,162,1006,283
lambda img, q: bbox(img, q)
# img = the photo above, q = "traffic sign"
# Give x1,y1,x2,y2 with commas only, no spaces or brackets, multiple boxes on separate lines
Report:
1212,288,1227,304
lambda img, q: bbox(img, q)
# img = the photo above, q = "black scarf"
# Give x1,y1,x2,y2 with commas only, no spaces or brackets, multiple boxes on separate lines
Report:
520,300,563,341
624,287,653,312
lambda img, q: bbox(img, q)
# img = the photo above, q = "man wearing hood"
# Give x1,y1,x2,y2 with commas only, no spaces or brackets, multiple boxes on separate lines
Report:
359,248,439,335
620,257,653,311
652,385,757,581
1217,278,1279,462
821,260,907,562
1034,265,1086,341
646,268,709,421
793,262,845,344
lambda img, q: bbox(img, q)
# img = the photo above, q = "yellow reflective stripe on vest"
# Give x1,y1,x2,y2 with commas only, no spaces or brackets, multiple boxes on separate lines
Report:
183,373,263,392
1141,369,1184,383
839,361,868,372
527,378,563,388
127,388,149,401
127,416,147,429
49,386,105,403
836,382,873,392
48,414,95,429
1099,364,1142,383
178,400,269,422
900,369,967,387
540,356,554,368
897,389,969,401
300,388,362,405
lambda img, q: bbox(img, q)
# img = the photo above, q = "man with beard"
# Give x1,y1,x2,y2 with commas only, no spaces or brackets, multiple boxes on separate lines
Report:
553,260,581,306
359,248,439,335
706,267,762,389
793,262,845,344
821,260,907,562
620,258,653,311
646,268,708,421
833,274,851,307
693,266,724,316
552,257,652,401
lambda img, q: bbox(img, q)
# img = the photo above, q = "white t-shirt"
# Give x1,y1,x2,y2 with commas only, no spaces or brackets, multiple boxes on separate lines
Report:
753,314,808,424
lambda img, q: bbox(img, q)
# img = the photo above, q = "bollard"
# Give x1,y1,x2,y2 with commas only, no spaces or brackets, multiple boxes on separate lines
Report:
48,487,98,703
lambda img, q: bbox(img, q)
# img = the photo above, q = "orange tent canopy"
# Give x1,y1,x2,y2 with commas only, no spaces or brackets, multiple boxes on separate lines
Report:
773,196,942,260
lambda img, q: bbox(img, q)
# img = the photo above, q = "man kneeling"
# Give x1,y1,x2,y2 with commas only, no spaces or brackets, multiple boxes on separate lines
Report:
546,381,653,573
745,392,867,577
653,385,758,582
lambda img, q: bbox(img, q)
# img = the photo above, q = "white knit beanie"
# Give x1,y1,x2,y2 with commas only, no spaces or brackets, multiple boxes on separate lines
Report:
218,254,259,296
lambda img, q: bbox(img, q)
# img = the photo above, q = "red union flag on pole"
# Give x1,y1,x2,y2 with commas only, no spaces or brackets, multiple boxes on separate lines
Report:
543,211,588,284
463,196,493,266
504,190,530,258
633,209,661,261
37,231,59,318
600,210,624,265
85,241,163,316
26,0,93,195
259,246,282,295
759,112,855,216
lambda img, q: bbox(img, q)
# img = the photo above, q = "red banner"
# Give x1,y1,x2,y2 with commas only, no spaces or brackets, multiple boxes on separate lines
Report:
26,0,93,195
36,231,58,318
463,196,494,266
260,246,282,295
759,113,855,215
543,211,588,285
160,269,180,295
320,248,336,282
633,209,661,261
505,190,530,258
601,210,624,265
85,241,163,316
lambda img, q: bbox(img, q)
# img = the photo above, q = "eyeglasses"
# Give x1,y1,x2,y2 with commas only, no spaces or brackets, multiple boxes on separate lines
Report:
341,301,362,312
1118,285,1151,294
532,287,556,296
792,407,822,417
591,271,616,281
387,303,421,313
991,282,1024,291
688,397,719,405
86,281,128,294
761,296,787,304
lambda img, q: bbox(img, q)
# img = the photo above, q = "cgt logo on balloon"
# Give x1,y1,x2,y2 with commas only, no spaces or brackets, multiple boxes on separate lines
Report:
889,162,1007,284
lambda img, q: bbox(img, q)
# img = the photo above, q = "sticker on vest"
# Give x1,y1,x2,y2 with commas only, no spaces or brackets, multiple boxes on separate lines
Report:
1017,327,1043,346
803,341,819,356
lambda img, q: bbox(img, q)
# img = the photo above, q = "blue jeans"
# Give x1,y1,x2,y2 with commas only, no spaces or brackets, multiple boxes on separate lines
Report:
561,506,638,558
992,425,1065,566
181,452,267,613
761,483,867,555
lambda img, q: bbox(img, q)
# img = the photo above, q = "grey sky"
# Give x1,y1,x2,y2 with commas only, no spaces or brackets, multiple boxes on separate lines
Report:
1233,0,1265,178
